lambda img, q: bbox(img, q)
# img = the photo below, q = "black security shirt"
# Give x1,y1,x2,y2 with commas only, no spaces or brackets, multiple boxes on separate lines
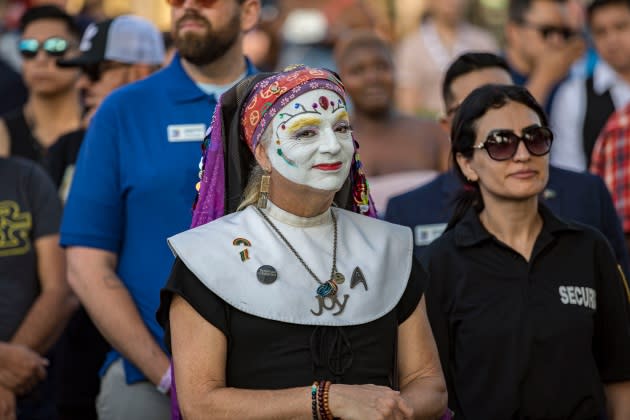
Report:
421,204,630,419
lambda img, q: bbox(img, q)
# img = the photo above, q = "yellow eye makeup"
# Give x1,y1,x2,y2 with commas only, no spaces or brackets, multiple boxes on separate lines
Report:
334,111,349,122
287,117,322,133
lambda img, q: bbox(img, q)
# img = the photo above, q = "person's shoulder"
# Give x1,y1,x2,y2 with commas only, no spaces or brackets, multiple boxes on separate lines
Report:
549,166,609,196
0,156,40,173
106,67,169,101
552,73,585,101
388,172,446,206
173,208,250,239
99,62,181,113
549,166,603,190
600,102,630,137
337,208,409,232
0,156,51,185
555,215,612,250
540,202,606,239
420,225,458,264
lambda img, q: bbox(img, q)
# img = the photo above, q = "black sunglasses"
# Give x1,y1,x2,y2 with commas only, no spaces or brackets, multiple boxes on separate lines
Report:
472,125,554,161
519,21,577,41
19,37,70,59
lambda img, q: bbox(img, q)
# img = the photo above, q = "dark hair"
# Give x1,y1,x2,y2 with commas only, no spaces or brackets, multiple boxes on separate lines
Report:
446,84,548,229
19,5,82,40
508,0,567,23
587,0,630,24
333,29,392,68
442,52,512,110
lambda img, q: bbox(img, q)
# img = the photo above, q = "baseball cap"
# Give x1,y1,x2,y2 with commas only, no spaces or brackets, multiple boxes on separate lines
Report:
57,15,165,67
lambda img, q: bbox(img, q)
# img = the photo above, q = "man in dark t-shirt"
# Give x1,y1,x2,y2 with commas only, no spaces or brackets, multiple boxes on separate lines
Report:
0,57,27,116
0,157,76,419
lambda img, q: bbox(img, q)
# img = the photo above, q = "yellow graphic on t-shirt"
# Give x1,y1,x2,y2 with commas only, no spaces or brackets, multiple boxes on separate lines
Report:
0,201,31,256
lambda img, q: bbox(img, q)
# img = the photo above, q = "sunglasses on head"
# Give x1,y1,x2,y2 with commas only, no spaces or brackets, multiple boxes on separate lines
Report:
19,37,70,59
166,0,217,6
519,21,577,41
472,125,553,161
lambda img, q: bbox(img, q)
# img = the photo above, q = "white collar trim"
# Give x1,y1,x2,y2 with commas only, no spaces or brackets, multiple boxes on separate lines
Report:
168,206,414,326
263,200,332,227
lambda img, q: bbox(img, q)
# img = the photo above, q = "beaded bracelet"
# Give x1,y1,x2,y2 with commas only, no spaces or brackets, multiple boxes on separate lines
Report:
318,380,334,420
323,381,334,420
317,380,327,420
311,381,319,420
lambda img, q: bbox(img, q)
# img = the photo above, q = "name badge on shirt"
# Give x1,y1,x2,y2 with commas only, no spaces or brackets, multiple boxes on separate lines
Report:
414,223,447,246
167,124,206,142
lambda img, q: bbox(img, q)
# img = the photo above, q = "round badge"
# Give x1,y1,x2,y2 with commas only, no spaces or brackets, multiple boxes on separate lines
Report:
257,265,278,284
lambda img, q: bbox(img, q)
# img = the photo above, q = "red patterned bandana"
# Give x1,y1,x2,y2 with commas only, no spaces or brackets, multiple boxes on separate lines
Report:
240,66,346,152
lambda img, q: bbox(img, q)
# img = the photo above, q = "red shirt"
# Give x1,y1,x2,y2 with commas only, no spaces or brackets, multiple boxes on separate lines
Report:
590,102,630,232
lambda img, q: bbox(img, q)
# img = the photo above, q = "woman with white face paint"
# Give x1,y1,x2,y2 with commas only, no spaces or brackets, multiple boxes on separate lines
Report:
157,67,448,420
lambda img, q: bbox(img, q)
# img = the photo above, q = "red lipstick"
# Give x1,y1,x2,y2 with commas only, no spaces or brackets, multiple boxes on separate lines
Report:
313,162,343,171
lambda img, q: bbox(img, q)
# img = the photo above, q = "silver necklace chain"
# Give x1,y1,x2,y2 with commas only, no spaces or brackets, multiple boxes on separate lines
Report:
256,207,337,285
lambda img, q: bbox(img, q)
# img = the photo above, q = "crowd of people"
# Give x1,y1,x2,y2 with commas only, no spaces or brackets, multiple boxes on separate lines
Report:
1,0,630,419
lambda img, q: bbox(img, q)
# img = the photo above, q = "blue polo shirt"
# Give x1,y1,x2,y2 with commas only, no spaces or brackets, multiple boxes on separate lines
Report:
60,54,257,384
384,167,630,276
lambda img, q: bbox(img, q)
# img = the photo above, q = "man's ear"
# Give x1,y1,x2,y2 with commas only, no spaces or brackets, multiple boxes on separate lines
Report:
254,143,271,171
240,0,261,33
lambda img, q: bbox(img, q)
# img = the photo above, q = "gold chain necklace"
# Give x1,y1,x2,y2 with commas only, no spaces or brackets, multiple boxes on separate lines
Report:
256,207,345,297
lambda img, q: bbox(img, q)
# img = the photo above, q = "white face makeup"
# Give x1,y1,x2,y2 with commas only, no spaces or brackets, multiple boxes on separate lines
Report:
268,89,354,192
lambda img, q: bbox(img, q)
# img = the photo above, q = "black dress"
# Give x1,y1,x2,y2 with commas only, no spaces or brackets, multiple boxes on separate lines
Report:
157,257,426,388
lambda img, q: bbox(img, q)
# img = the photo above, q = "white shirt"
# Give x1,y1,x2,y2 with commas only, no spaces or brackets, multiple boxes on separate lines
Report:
550,61,630,171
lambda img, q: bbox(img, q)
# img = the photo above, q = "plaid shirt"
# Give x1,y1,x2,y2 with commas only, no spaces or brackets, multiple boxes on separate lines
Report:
590,102,630,232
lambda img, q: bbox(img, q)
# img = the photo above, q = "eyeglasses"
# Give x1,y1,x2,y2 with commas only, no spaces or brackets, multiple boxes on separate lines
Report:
82,61,130,82
19,37,71,59
471,125,553,161
518,21,577,41
166,0,217,7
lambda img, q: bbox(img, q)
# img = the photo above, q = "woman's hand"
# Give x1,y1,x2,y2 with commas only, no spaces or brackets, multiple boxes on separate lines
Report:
328,383,414,420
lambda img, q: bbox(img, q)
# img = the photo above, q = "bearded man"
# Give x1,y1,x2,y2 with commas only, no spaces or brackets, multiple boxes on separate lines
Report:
59,1,261,419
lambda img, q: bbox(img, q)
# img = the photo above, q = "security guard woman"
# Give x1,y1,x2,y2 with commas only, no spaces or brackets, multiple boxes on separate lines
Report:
421,84,630,419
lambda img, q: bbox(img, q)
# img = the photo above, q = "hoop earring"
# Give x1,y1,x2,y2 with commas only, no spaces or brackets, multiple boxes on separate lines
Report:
257,171,271,208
